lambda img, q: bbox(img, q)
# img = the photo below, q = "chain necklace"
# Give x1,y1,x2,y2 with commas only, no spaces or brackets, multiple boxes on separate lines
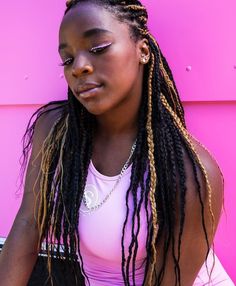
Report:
82,139,137,212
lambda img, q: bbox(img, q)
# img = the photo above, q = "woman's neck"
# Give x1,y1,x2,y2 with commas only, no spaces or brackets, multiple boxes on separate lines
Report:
94,91,142,141
95,113,139,140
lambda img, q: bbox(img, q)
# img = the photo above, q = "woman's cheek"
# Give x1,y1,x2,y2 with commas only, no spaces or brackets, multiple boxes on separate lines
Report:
64,72,73,91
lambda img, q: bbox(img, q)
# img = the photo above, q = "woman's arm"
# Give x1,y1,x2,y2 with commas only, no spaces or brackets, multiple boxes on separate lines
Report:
152,136,224,286
0,105,63,286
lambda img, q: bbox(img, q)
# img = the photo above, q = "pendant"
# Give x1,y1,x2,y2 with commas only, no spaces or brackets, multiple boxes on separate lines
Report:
80,184,99,214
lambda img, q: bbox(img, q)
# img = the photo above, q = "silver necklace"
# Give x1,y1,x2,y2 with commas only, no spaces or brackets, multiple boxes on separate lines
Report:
82,139,137,212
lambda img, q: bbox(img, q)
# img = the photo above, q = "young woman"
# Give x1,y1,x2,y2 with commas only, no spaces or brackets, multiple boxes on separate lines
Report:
0,0,233,285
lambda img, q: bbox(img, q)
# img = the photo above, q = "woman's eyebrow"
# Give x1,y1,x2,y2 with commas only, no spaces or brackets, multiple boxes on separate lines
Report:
58,28,112,52
83,28,112,38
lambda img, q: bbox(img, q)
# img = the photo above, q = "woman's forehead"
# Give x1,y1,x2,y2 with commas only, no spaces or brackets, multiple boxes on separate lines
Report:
59,2,131,44
60,3,119,34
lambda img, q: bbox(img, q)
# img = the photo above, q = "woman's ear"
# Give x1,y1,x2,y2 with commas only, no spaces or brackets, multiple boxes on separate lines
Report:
138,38,150,64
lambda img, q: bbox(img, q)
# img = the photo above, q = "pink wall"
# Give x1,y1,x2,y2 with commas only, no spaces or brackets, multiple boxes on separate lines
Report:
0,0,235,283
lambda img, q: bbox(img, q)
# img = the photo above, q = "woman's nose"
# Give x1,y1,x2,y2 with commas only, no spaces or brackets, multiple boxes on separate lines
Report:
72,56,93,77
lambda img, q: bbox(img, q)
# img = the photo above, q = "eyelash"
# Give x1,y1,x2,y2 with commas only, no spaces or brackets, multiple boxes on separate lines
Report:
59,43,112,67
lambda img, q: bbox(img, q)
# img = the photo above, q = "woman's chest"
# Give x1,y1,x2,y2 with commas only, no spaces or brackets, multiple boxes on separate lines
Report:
78,162,150,263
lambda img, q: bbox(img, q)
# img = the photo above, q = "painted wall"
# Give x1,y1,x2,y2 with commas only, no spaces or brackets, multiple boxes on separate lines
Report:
0,0,235,283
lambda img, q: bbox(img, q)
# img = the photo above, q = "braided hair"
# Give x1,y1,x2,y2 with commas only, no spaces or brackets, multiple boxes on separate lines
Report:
19,0,215,285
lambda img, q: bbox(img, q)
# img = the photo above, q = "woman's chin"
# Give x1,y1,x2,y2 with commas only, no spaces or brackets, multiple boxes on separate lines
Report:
82,103,108,116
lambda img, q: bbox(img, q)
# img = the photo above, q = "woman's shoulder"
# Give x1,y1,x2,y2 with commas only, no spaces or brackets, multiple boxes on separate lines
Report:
188,134,224,206
19,101,68,213
33,100,68,135
189,134,224,181
182,133,224,240
152,133,225,285
29,100,68,165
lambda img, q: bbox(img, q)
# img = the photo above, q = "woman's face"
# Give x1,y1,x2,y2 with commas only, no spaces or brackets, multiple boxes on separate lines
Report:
58,2,148,115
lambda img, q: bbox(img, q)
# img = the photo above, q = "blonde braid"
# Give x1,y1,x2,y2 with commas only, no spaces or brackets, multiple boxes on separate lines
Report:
56,114,71,227
33,115,68,285
145,53,159,286
126,4,146,11
37,118,65,240
159,94,215,236
48,114,71,239
147,32,186,126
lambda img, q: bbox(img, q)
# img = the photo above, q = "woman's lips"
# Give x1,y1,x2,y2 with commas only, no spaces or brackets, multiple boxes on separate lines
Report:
75,84,103,99
74,82,103,99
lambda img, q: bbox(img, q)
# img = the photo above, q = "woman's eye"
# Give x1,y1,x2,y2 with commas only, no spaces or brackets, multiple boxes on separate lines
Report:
59,58,73,67
90,43,112,54
58,43,112,67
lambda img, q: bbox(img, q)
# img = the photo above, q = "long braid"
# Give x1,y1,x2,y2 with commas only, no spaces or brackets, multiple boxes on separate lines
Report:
68,89,92,285
147,33,186,128
131,88,149,285
145,53,158,285
160,94,215,236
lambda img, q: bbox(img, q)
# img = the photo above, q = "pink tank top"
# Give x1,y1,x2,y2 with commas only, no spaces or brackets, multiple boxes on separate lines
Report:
77,161,234,286
78,160,151,286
